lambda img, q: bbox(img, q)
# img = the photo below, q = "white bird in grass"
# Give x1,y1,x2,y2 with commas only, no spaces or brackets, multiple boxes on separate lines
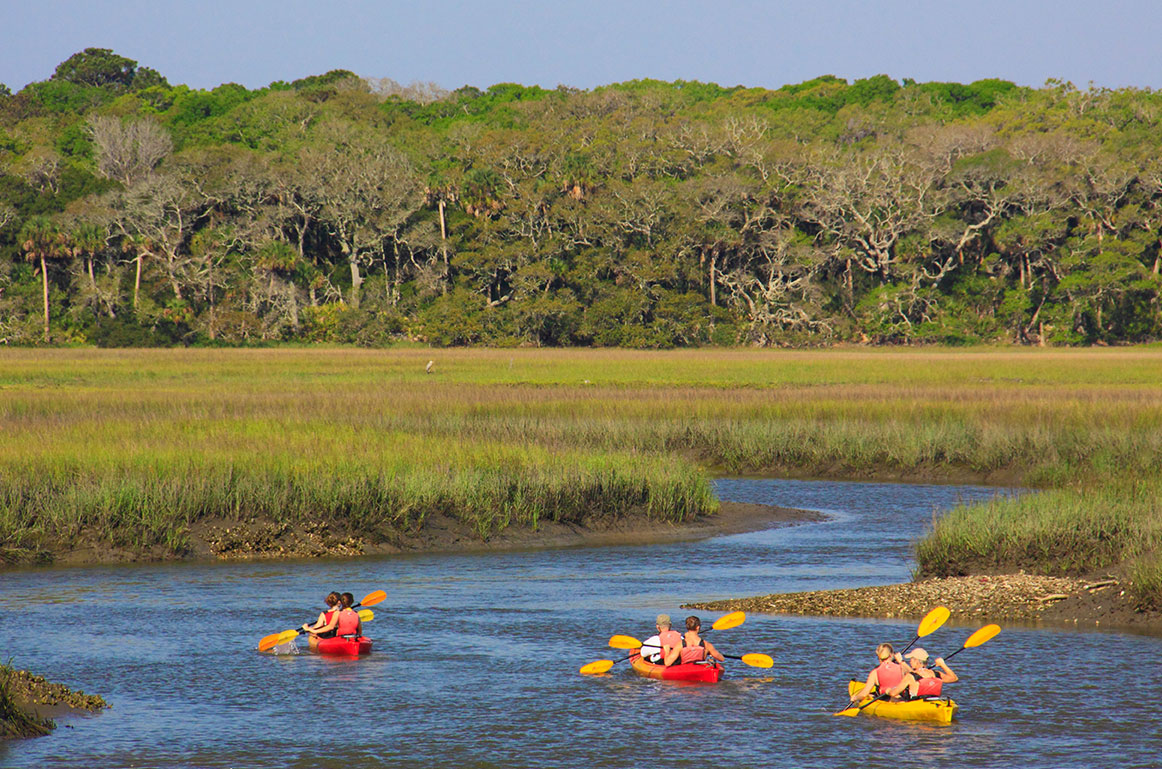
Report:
426,360,434,374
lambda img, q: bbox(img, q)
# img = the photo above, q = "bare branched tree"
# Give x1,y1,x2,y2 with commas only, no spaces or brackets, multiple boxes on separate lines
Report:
88,116,172,185
365,77,450,104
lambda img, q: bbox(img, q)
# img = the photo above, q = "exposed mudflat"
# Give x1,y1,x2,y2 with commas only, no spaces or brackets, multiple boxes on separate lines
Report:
686,572,1161,630
8,502,821,570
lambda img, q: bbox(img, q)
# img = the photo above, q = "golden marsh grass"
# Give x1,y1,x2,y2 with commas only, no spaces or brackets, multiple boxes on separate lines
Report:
1,347,1161,604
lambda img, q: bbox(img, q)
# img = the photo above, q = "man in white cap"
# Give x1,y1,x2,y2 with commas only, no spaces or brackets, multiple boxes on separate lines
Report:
889,648,958,699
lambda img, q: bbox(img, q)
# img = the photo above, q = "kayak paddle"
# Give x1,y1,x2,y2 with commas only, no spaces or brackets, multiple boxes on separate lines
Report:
941,623,1000,661
609,634,643,649
834,606,951,717
901,605,950,655
579,658,621,675
705,611,746,632
722,653,773,668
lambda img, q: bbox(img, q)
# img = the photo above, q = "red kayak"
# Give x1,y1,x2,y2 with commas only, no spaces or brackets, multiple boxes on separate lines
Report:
315,636,372,656
629,651,723,683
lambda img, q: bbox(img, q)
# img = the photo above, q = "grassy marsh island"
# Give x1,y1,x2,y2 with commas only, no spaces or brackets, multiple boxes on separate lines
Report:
1,346,1161,613
0,662,108,739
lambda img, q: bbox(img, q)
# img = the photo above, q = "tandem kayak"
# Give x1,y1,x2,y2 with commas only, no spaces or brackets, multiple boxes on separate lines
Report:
630,652,723,683
315,636,373,656
846,680,957,724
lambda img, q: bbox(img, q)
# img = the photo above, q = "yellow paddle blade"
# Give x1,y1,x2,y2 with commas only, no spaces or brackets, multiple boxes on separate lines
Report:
964,623,1001,648
359,589,387,608
358,609,374,622
609,634,642,650
712,611,746,631
580,660,615,675
833,704,860,717
918,606,951,637
277,629,299,642
740,653,773,668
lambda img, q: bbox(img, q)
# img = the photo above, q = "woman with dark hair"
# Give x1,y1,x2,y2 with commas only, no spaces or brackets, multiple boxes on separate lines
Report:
334,592,362,638
679,616,725,664
301,591,342,651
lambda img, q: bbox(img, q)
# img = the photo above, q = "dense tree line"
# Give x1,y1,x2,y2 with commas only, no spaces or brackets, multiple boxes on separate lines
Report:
1,48,1160,347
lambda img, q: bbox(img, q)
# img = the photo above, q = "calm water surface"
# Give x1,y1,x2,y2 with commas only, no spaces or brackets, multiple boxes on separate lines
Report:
1,479,1159,769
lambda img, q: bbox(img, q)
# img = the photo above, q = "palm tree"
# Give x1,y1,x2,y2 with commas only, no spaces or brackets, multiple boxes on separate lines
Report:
70,221,107,295
121,233,154,311
19,216,67,342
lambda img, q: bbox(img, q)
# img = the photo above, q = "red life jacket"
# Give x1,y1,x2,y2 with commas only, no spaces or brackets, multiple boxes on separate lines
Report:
916,675,943,697
658,630,682,653
318,609,338,638
680,643,707,664
336,608,360,637
875,661,904,692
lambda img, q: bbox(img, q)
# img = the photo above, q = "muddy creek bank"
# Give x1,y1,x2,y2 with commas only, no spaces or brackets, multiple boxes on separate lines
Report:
8,501,819,570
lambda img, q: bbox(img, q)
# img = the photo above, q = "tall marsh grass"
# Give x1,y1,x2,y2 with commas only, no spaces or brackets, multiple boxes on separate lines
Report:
1,347,1161,604
916,480,1162,607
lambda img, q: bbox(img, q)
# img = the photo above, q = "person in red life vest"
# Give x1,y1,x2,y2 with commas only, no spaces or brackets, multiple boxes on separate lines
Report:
889,648,958,699
655,614,684,666
334,592,363,638
679,616,725,665
301,591,342,651
850,643,913,703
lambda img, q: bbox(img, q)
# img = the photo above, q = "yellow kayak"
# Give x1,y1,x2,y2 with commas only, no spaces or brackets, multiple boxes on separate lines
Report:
846,680,958,725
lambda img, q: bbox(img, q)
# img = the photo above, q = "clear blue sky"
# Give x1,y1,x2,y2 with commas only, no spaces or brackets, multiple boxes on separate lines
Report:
4,0,1162,93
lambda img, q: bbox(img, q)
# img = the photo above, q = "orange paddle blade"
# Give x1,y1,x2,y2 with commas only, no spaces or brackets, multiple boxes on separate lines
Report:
258,628,299,652
359,590,387,608
258,632,287,652
965,623,1001,648
580,660,615,675
712,611,745,631
608,634,642,650
918,606,951,637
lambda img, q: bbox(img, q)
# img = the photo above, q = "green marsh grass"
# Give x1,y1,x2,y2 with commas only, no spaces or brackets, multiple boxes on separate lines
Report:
1,347,1161,606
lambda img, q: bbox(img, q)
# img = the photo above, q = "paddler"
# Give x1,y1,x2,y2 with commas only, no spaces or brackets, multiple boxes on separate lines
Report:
889,648,958,699
679,616,724,664
850,643,912,703
655,614,684,666
301,591,342,651
335,592,363,638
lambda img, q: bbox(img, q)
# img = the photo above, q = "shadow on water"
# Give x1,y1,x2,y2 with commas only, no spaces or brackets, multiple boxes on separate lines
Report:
1,479,1160,768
